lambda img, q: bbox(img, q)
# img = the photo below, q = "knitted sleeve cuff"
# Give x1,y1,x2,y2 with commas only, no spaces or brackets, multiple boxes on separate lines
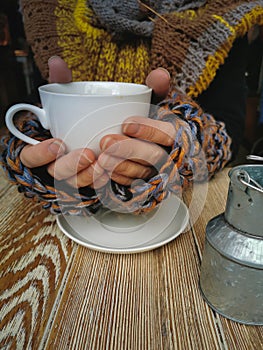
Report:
155,91,232,177
0,92,232,216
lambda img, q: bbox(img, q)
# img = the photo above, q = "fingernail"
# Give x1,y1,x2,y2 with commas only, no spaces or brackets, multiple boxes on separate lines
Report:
123,122,139,135
101,136,112,151
48,55,60,65
81,152,94,164
156,67,171,79
48,141,65,155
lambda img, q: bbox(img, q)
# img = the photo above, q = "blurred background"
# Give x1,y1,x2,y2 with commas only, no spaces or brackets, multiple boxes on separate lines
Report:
0,0,46,132
0,0,262,160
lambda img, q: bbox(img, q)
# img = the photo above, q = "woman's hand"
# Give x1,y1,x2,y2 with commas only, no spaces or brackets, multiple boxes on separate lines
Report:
98,116,175,186
20,139,109,188
19,56,171,188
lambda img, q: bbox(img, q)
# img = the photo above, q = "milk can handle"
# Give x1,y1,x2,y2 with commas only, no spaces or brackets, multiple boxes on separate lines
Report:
236,170,263,193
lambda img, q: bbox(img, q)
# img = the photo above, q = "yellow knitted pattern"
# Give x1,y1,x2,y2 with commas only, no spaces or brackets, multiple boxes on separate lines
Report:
54,1,263,97
188,6,263,97
55,0,150,83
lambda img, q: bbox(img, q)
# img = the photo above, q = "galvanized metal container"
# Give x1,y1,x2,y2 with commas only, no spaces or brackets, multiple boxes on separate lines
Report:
200,165,263,325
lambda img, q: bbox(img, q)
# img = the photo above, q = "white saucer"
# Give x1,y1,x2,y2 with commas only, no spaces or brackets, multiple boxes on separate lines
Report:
56,195,189,254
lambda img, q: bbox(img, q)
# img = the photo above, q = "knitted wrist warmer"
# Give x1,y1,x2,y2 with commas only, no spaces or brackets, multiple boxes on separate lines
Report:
1,93,232,216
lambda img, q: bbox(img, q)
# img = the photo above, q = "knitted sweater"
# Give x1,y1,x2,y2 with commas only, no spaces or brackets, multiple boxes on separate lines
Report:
20,0,263,97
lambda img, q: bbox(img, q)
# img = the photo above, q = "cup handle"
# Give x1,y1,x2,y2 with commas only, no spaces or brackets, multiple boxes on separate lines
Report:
5,103,50,145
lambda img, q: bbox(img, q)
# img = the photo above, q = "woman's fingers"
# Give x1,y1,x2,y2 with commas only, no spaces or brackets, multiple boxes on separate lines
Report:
98,154,156,178
98,135,166,185
22,141,107,188
47,148,96,180
98,117,175,185
100,135,166,166
48,56,72,83
47,149,109,188
66,161,109,188
122,117,175,146
20,138,66,168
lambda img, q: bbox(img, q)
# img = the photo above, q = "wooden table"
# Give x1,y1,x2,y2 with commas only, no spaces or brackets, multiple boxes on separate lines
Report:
0,167,262,349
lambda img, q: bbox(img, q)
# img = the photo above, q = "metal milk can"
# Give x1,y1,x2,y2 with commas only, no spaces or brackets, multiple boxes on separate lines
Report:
199,165,263,325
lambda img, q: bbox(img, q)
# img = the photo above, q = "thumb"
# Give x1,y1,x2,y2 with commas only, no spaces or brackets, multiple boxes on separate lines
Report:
48,56,72,83
146,68,170,103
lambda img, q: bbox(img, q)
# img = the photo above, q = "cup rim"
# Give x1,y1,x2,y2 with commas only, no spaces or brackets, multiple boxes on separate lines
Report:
38,81,152,97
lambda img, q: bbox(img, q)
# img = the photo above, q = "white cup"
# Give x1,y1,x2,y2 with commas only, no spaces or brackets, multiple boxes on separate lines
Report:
5,81,152,155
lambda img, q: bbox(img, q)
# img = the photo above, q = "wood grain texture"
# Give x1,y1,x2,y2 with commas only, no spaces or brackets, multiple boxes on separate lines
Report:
0,168,263,350
46,238,221,350
0,172,76,349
